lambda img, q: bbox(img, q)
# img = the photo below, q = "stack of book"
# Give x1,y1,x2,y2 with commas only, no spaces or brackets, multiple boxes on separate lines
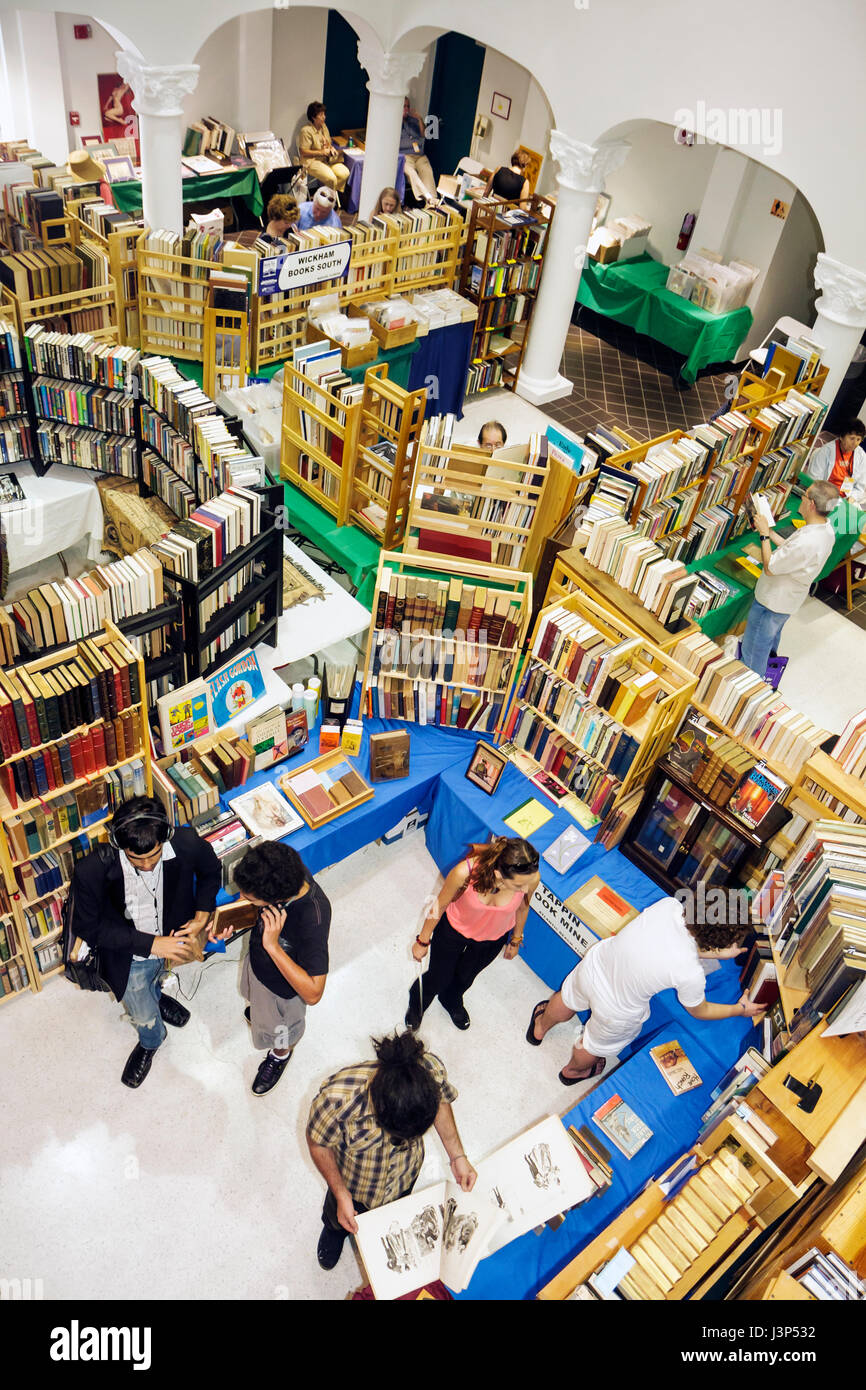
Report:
183,116,236,162
0,913,31,996
738,937,780,1008
685,735,755,807
583,515,700,629
698,1048,770,1135
829,709,866,781
6,547,166,651
150,484,261,584
152,732,253,826
782,1249,865,1300
23,325,139,390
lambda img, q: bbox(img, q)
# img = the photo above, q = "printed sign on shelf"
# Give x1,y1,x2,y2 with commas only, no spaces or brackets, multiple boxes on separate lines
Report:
258,240,352,296
530,881,599,959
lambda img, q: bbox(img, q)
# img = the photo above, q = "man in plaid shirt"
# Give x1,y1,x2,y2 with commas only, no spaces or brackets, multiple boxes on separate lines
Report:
307,1030,476,1270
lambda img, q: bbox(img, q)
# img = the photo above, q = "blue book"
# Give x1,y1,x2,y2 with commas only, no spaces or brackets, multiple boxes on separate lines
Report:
208,650,266,726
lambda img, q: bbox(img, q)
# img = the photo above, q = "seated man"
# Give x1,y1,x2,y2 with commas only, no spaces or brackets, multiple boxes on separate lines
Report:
306,1031,476,1270
400,98,438,207
477,420,507,453
297,185,343,232
298,101,349,194
806,418,866,505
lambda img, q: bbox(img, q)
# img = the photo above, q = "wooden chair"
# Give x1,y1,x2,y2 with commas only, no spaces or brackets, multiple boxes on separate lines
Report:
845,537,866,610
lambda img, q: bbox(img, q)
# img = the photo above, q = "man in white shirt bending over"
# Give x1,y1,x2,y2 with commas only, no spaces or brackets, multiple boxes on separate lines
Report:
526,897,765,1083
739,479,838,678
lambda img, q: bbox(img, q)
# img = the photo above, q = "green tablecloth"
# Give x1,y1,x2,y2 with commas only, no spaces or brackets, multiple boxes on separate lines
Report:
343,339,420,390
112,167,263,218
577,254,753,384
280,483,380,610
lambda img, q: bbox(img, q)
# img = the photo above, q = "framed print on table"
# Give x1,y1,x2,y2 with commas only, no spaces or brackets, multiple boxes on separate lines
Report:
465,740,507,796
491,92,512,120
103,155,136,183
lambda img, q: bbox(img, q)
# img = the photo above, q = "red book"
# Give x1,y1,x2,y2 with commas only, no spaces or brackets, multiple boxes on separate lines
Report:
68,734,86,780
0,762,17,809
417,528,493,565
81,729,98,775
91,722,108,770
502,701,521,742
41,749,56,792
439,686,447,724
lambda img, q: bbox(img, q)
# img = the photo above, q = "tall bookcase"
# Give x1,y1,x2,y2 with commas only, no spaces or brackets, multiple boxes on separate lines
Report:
0,313,43,478
0,620,151,1000
459,195,555,395
349,364,426,549
67,200,143,348
280,361,362,525
361,550,533,736
138,238,222,359
501,590,697,819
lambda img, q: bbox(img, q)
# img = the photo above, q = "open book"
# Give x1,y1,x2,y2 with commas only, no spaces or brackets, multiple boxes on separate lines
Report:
355,1115,596,1298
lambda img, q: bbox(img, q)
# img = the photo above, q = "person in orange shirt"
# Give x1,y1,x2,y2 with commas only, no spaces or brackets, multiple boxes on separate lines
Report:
806,419,866,504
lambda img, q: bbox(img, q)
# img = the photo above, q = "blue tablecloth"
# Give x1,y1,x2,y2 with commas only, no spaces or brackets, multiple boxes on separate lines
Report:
454,970,758,1300
425,758,666,991
407,321,473,419
342,149,406,214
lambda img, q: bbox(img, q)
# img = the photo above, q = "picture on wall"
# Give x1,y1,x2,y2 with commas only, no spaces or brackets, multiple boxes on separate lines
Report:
491,92,512,121
98,73,139,152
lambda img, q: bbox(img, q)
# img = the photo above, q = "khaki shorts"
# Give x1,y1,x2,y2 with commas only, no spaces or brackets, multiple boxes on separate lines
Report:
241,952,307,1053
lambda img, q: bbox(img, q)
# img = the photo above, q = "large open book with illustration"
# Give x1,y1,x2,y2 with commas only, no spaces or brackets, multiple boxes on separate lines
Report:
354,1115,596,1298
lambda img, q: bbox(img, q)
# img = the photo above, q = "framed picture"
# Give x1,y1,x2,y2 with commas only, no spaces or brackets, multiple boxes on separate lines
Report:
98,72,137,143
491,92,512,121
465,741,507,796
80,135,105,148
102,155,136,184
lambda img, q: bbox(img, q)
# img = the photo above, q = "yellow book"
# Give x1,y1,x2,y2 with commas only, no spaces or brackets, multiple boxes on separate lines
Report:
503,797,553,837
688,1175,732,1224
658,1209,704,1260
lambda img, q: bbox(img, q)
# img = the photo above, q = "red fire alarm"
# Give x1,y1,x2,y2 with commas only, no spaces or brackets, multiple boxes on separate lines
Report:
69,111,80,126
73,23,91,39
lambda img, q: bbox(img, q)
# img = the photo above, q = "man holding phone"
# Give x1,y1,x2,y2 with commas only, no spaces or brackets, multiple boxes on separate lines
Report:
210,841,330,1096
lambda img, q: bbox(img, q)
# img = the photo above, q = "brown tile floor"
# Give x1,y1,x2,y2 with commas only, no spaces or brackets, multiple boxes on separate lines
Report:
542,308,736,442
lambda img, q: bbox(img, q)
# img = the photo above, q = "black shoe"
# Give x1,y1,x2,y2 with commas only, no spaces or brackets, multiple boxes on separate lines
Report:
252,1050,292,1095
405,995,423,1030
317,1223,348,1270
159,994,190,1028
244,1006,251,1024
442,1000,470,1030
122,1043,157,1088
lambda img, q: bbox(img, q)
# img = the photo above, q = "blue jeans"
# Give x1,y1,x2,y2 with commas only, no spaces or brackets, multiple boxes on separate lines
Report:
121,957,167,1050
741,600,788,677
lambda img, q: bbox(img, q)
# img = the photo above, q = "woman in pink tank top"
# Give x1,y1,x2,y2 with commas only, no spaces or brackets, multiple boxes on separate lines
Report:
406,836,540,1031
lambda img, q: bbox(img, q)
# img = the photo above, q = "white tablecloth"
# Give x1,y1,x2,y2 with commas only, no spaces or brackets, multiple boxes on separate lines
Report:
0,462,104,574
255,537,371,673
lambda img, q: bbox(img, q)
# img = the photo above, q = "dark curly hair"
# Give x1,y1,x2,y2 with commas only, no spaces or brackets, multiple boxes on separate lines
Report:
306,101,326,123
233,841,306,903
369,1031,441,1140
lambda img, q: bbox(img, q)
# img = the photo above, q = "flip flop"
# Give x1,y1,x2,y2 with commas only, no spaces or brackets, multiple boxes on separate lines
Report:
525,999,548,1046
558,1058,605,1086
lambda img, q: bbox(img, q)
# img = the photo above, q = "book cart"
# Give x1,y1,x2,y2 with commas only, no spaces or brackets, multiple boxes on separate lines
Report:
0,278,120,346
543,546,700,653
0,620,150,1002
280,360,363,525
349,364,426,549
360,549,533,737
390,207,463,295
67,200,143,348
138,240,223,359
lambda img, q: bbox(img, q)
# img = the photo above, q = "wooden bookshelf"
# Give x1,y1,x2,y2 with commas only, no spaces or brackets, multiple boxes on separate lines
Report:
405,435,551,572
504,590,697,816
0,620,151,998
349,364,425,549
390,207,462,295
459,195,554,395
545,547,699,652
280,360,362,525
138,241,222,359
203,299,249,399
792,749,866,825
68,202,142,348
360,550,532,737
0,279,119,345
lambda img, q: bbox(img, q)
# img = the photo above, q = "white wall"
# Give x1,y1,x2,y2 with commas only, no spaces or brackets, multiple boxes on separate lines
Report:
726,162,812,352
0,10,70,163
55,13,120,151
472,46,530,172
603,121,718,265
184,19,241,132
518,77,553,194
270,6,328,154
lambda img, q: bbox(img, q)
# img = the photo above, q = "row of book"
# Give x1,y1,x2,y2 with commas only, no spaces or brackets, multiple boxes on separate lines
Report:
201,599,268,671
369,629,514,693
829,707,866,782
14,836,92,903
503,701,629,814
374,208,460,287
0,316,22,371
506,661,642,774
150,484,262,583
35,420,137,477
139,354,219,440
0,372,26,417
532,607,659,716
0,242,110,303
466,357,503,395
0,635,140,759
23,891,64,943
670,631,829,776
141,448,196,518
583,515,700,630
140,402,196,489
32,375,135,437
471,210,548,267
365,674,505,733
470,258,541,299
374,567,523,648
475,291,529,335
7,545,165,654
0,954,30,996
783,1248,865,1301
0,418,33,463
1,708,144,811
24,325,139,392
4,761,143,858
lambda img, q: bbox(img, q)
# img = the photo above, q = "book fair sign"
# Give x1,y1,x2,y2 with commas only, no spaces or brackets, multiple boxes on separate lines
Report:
258,241,352,296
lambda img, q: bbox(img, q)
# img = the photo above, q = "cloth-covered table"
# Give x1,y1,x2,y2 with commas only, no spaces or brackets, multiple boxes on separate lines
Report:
341,149,405,214
577,254,753,384
408,321,473,419
0,461,104,575
343,339,419,391
279,482,380,610
110,167,264,218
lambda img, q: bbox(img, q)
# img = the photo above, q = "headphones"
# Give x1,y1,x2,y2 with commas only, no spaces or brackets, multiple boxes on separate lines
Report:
108,801,171,851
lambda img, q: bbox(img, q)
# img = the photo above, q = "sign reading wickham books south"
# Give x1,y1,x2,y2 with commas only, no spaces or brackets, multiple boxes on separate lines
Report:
258,241,352,296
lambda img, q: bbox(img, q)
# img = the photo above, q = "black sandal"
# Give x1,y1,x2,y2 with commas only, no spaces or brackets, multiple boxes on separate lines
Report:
525,999,548,1046
558,1057,605,1086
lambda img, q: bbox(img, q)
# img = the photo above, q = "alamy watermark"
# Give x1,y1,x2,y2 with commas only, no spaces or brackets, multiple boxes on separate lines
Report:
674,102,783,159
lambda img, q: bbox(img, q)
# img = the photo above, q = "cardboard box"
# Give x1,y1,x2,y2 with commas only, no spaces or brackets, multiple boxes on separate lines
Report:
305,319,377,369
96,476,177,556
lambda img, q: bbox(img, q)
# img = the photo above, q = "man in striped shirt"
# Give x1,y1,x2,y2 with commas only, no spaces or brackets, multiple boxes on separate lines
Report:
307,1030,476,1271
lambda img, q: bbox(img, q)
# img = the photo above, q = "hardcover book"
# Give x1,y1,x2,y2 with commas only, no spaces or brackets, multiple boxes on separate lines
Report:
208,650,266,726
649,1040,702,1095
592,1094,653,1159
368,729,410,781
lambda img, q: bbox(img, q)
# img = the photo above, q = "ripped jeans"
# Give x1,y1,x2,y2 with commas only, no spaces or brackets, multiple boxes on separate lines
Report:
121,956,167,1050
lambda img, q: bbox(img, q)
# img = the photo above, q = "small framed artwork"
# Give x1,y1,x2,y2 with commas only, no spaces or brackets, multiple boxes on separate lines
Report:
103,155,136,183
465,740,508,796
80,135,105,148
491,92,512,121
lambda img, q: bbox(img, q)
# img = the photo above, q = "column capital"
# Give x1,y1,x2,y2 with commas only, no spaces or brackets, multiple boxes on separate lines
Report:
116,52,199,118
814,253,866,329
549,131,630,193
356,43,425,98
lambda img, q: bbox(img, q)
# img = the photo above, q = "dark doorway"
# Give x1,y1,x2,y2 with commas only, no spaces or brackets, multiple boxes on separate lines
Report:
322,11,369,136
427,32,485,180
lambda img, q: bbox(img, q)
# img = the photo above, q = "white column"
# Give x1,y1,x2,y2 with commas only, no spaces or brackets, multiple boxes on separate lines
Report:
356,43,425,221
811,254,866,408
518,133,630,406
116,52,199,233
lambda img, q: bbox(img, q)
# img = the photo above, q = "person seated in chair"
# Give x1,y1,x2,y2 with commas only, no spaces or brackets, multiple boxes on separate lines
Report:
806,418,866,506
484,150,531,208
297,185,343,232
400,98,438,207
298,102,350,195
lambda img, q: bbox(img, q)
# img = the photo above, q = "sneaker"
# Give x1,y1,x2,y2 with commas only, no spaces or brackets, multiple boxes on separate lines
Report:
317,1223,348,1270
442,1000,470,1030
252,1050,292,1095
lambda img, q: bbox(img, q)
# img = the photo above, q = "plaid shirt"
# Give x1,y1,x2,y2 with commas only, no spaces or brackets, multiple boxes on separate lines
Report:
307,1053,457,1209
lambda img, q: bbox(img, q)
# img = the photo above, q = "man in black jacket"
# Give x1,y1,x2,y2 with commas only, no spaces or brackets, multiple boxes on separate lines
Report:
70,796,221,1088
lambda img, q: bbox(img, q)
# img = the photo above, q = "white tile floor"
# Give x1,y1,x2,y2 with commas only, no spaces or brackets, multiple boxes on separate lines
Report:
0,834,593,1302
